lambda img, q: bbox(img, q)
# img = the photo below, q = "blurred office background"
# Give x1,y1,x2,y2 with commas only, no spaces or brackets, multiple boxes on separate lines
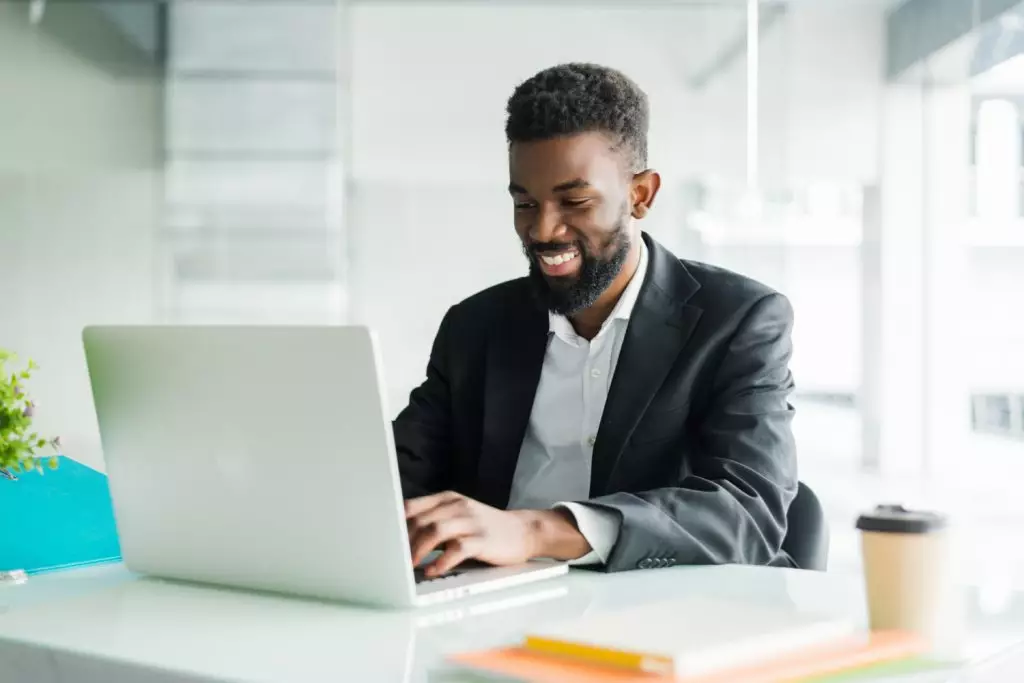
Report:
2,0,1023,586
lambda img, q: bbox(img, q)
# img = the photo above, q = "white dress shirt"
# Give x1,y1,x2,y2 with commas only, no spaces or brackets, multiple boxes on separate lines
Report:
507,241,649,565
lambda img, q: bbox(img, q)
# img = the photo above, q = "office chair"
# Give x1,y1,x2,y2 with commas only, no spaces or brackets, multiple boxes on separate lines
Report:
781,481,829,571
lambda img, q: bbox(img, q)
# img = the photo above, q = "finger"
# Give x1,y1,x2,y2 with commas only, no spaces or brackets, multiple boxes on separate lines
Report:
404,490,460,519
428,537,480,577
410,515,477,567
407,497,475,565
407,495,471,533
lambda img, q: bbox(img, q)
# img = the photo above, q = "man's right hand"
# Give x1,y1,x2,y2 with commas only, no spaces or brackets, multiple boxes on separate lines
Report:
406,491,537,576
405,491,591,577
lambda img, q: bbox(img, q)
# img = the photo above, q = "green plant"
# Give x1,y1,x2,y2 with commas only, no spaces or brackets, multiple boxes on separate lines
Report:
0,349,60,477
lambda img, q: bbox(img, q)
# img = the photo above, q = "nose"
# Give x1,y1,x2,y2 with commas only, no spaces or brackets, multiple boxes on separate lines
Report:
530,204,568,244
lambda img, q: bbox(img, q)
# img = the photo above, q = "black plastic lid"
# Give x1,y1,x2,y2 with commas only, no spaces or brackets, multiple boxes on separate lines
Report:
856,504,948,534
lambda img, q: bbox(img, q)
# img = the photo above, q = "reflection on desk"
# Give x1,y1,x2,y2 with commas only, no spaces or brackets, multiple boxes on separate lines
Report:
1,564,1024,682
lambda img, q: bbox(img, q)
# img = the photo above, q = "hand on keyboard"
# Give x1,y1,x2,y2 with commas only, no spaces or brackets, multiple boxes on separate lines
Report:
405,492,590,578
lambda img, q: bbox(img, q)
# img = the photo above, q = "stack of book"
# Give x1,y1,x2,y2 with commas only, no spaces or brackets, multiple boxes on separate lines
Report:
446,596,933,682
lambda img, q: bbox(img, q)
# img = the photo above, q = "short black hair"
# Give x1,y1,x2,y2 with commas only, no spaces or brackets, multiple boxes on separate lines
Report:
505,63,649,172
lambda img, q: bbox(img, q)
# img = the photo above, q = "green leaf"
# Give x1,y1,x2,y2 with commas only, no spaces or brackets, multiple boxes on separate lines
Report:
48,456,59,469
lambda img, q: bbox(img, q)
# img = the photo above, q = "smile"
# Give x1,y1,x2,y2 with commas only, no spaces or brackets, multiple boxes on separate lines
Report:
535,247,582,278
539,251,579,266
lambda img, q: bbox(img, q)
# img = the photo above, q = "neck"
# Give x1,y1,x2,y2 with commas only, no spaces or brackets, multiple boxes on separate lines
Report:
569,240,642,340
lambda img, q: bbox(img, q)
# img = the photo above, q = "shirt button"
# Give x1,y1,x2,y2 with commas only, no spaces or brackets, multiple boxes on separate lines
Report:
587,436,596,447
590,368,601,378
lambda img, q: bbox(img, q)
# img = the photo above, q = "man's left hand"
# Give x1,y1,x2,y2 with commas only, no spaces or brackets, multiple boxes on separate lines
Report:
405,491,591,577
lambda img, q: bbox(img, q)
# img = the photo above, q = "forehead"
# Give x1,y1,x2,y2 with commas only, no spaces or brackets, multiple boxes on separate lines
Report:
508,132,625,192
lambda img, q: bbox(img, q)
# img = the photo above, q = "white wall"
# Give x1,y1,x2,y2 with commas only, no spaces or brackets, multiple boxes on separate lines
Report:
0,4,162,470
163,0,345,325
675,4,891,398
708,242,1024,397
676,4,885,187
348,4,708,186
966,246,1024,391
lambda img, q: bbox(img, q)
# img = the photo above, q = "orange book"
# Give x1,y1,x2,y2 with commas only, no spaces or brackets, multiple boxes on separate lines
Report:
447,630,928,683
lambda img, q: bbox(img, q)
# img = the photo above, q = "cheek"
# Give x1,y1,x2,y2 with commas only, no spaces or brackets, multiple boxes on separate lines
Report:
569,204,619,236
512,215,531,240
570,207,626,253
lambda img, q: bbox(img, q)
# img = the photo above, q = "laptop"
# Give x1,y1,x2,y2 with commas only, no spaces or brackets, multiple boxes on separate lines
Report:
82,325,567,608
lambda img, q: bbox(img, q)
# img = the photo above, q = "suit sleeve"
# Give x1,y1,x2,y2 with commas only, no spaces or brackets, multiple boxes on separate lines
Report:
393,308,456,499
584,293,798,572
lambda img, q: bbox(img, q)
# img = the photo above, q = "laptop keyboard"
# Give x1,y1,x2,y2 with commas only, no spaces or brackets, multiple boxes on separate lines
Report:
413,567,466,584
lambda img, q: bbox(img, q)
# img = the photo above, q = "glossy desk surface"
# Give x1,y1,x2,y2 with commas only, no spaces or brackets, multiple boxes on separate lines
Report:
2,563,1024,682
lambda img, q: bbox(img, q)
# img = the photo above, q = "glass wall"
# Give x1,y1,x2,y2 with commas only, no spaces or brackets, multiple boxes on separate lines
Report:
3,0,1023,583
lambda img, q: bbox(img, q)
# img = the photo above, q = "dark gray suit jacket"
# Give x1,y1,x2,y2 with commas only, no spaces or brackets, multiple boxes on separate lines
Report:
393,233,798,572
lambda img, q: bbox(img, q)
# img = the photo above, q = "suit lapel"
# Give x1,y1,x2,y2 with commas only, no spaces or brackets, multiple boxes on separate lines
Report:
477,294,548,508
590,236,704,496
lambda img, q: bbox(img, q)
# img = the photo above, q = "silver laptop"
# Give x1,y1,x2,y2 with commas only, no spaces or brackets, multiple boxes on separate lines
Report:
82,325,566,608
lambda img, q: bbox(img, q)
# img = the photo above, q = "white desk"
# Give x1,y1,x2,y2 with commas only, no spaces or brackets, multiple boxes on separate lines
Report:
2,564,1024,682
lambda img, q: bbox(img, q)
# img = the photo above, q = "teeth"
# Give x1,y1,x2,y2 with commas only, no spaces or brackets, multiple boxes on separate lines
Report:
541,252,577,266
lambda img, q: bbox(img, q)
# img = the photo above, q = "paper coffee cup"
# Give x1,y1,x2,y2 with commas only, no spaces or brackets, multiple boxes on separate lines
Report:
857,505,958,649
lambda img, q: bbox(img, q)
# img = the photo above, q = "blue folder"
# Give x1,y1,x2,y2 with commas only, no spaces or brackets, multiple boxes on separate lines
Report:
0,456,122,575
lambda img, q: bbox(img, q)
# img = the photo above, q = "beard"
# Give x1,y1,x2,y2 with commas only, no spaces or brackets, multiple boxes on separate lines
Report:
524,214,632,317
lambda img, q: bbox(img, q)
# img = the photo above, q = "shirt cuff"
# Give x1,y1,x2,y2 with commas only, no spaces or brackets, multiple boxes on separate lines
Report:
554,502,621,566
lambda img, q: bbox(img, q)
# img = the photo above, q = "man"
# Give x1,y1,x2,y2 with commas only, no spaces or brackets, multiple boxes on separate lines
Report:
396,63,797,577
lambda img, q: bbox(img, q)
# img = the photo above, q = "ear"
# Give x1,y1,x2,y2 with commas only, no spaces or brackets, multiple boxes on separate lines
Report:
630,170,661,219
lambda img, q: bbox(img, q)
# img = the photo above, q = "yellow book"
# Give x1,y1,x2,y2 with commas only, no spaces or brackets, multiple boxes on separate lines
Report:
525,635,675,675
522,597,856,677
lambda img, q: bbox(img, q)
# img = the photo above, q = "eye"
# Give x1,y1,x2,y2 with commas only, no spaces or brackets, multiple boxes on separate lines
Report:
562,198,591,208
514,201,537,210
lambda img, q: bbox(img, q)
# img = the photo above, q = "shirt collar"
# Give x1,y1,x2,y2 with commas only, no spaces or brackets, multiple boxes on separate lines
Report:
548,240,649,344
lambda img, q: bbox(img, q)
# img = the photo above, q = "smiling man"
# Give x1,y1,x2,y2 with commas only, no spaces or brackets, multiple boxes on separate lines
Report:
395,63,798,576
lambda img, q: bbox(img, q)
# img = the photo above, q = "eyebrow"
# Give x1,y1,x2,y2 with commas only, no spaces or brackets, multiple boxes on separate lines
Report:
553,178,591,192
508,178,592,195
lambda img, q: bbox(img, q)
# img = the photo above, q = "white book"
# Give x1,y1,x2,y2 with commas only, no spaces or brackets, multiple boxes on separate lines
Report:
524,596,857,677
